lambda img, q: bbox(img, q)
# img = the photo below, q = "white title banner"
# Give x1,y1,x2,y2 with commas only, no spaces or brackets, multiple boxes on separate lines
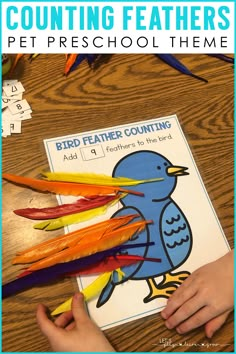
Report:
1,1,235,53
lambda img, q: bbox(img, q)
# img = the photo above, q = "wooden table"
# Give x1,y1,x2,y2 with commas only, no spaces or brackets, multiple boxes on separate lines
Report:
2,54,234,352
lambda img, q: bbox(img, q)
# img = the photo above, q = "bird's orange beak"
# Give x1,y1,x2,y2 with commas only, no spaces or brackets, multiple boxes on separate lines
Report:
167,166,189,176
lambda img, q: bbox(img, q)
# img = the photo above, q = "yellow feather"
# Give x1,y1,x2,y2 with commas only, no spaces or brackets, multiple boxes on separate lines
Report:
33,197,120,231
51,272,112,316
116,268,125,281
42,171,163,186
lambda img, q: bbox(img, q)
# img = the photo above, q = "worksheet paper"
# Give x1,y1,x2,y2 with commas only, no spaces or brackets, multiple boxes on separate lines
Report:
44,115,230,330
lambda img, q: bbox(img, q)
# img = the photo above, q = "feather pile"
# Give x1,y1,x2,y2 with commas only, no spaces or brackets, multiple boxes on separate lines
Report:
2,171,162,311
9,54,234,79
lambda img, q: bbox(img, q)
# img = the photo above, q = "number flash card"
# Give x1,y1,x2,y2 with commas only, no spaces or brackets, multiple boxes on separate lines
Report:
2,81,25,97
1,80,32,137
8,99,31,115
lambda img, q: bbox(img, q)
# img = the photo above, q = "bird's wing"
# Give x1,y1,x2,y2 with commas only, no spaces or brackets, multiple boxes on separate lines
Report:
161,200,193,268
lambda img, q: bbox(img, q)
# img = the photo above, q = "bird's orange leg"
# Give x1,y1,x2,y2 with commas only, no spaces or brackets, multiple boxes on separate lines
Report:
161,270,190,286
143,278,178,303
143,271,190,303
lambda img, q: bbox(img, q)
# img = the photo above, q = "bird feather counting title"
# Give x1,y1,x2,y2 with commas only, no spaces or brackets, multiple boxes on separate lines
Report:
2,1,234,53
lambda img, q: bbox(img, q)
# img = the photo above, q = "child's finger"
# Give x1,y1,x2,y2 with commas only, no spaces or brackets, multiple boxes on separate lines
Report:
164,293,203,329
176,305,222,334
65,321,76,331
161,281,196,320
36,304,60,337
204,311,231,338
71,292,89,326
54,310,73,328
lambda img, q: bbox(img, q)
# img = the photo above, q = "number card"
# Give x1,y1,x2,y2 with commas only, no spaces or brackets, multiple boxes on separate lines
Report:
2,97,18,109
8,99,31,115
1,80,32,137
2,79,18,86
2,81,25,97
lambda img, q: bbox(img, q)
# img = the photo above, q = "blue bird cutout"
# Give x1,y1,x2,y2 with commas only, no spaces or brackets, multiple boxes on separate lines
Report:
97,150,192,307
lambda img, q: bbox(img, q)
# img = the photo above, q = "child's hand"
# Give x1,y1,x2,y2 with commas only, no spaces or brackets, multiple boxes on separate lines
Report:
36,292,115,352
161,250,234,338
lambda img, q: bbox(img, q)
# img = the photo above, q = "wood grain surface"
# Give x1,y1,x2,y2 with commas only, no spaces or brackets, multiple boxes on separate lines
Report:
2,54,234,352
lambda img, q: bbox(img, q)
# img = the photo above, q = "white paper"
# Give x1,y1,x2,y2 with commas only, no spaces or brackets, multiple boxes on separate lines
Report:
44,115,230,330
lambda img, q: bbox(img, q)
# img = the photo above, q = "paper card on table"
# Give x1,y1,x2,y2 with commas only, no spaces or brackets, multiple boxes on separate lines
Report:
2,97,18,109
10,120,22,134
2,106,32,122
2,120,11,137
8,99,31,115
2,81,25,97
44,115,230,330
2,79,18,86
14,110,32,120
2,93,23,100
2,108,12,120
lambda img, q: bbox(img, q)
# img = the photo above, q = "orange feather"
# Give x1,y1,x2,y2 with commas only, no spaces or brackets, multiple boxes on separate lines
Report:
13,214,139,264
25,219,151,271
10,54,24,73
2,173,144,197
64,54,77,75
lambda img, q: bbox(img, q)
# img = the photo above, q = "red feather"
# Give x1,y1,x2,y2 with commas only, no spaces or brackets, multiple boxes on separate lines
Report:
13,195,118,220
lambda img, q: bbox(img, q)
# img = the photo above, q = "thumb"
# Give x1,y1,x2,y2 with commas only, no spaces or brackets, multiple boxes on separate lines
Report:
71,292,90,325
204,311,231,338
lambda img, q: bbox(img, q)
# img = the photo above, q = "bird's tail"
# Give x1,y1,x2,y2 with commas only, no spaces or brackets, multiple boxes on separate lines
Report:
97,281,116,308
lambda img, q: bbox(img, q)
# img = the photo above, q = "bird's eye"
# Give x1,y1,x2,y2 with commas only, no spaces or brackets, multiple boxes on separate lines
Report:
164,162,168,166
157,166,161,170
